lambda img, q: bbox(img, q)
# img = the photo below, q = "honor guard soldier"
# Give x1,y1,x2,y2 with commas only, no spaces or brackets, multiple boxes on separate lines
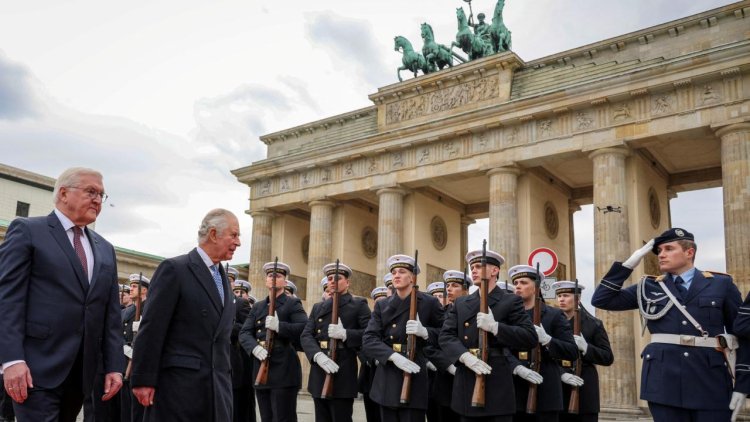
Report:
120,274,149,422
231,279,255,422
508,265,578,422
384,273,394,297
439,250,538,422
591,228,748,421
363,254,445,421
301,262,372,422
428,282,446,305
284,279,298,298
239,261,308,422
358,286,389,422
321,276,332,302
120,283,132,309
426,271,471,422
227,266,240,283
552,281,613,422
248,295,257,306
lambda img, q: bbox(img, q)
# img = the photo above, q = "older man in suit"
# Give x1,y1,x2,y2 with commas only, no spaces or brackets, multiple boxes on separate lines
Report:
130,208,241,421
0,167,124,422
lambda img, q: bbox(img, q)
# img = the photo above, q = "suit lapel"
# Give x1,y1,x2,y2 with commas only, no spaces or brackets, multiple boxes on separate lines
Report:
684,269,710,304
86,227,102,293
187,249,223,313
47,213,88,294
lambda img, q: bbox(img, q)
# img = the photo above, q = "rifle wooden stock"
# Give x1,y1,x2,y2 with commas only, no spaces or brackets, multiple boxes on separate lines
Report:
471,240,488,408
322,261,341,399
568,283,582,414
526,287,542,414
399,274,419,404
255,259,279,386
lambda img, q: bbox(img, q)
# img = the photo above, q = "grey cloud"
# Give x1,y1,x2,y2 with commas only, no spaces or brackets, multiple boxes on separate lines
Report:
0,51,40,120
305,12,391,88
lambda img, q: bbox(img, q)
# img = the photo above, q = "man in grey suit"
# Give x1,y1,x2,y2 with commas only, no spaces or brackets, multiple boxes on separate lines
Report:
0,167,124,422
130,208,241,421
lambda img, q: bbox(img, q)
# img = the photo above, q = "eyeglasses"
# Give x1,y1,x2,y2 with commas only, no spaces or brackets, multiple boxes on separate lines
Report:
66,186,109,203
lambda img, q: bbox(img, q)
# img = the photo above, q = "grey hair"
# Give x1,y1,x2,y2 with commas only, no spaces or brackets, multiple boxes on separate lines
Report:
53,167,103,204
198,208,236,242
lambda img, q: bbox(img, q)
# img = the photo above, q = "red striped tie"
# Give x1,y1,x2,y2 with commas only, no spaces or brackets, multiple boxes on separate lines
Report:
73,226,88,279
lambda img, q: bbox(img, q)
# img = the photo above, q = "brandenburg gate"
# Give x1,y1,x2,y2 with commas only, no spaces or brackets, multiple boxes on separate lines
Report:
233,2,750,413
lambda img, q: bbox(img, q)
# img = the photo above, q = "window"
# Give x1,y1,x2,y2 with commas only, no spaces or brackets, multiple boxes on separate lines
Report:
15,201,30,217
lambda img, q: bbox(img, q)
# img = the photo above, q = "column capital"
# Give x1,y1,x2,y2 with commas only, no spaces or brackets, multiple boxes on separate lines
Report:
309,199,336,209
568,201,582,213
714,122,750,139
587,146,630,161
461,216,477,226
374,186,409,197
249,209,276,218
487,165,521,177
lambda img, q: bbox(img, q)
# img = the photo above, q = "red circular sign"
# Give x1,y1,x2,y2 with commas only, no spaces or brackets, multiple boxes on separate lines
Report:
527,247,558,276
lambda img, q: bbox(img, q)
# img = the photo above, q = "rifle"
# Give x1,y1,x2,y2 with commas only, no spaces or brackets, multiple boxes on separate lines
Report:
471,240,488,407
124,272,143,380
321,259,341,399
568,278,582,414
400,250,419,405
255,257,278,386
526,263,542,414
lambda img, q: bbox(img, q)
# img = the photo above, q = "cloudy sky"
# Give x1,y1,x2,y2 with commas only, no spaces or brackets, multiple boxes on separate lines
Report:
0,0,735,302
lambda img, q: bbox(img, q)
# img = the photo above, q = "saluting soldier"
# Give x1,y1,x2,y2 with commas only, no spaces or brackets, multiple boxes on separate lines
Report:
439,250,537,421
363,255,445,421
591,228,749,421
239,261,307,422
358,286,389,422
507,264,578,422
301,262,372,422
231,279,256,422
552,281,613,422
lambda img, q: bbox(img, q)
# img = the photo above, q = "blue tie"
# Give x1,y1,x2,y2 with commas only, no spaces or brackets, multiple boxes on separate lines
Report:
674,276,687,296
210,265,225,305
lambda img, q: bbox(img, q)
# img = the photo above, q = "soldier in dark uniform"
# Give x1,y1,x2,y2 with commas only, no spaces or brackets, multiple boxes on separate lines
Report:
122,273,149,422
426,271,470,422
507,264,578,422
591,228,749,422
227,266,239,284
358,286,389,422
239,261,307,422
384,273,394,297
231,279,256,422
285,280,298,298
440,250,537,422
363,255,445,422
301,262,372,422
552,281,613,422
120,283,132,309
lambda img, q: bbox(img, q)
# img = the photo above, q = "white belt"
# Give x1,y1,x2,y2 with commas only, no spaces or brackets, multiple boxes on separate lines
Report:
650,333,719,348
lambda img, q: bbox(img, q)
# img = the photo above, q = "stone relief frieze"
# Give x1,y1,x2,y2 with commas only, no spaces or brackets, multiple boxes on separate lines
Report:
417,147,431,164
652,94,673,115
385,75,500,124
280,178,291,192
392,151,404,168
537,119,553,138
321,168,332,182
700,84,721,104
367,157,379,174
575,111,594,131
443,141,459,159
344,162,355,177
612,103,632,122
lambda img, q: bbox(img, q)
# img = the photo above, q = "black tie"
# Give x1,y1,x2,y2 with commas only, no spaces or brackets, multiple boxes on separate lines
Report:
674,276,687,295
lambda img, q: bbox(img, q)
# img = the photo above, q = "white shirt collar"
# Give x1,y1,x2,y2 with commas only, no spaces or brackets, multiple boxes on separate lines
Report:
196,246,217,269
54,208,77,232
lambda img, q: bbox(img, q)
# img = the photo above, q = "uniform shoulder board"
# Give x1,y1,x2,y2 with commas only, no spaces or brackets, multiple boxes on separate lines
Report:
642,274,663,282
703,270,732,279
655,275,666,282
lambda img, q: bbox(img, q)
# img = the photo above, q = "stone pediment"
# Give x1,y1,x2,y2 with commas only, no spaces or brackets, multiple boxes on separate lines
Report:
369,52,524,129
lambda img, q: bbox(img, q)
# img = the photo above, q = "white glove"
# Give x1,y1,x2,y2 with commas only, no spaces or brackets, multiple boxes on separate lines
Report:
252,345,268,361
447,364,457,375
313,352,340,374
623,239,655,269
561,373,584,387
265,311,280,332
426,361,437,372
730,391,747,422
513,365,543,384
459,352,492,375
476,311,499,336
123,345,133,359
388,353,420,374
574,335,588,354
406,315,429,340
535,325,552,346
327,318,347,341
131,320,140,333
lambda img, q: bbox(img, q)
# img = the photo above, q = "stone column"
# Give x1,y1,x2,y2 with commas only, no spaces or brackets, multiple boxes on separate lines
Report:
249,210,274,299
460,216,476,267
376,187,407,279
716,123,750,293
306,200,335,307
488,167,520,274
568,201,581,280
589,147,637,410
